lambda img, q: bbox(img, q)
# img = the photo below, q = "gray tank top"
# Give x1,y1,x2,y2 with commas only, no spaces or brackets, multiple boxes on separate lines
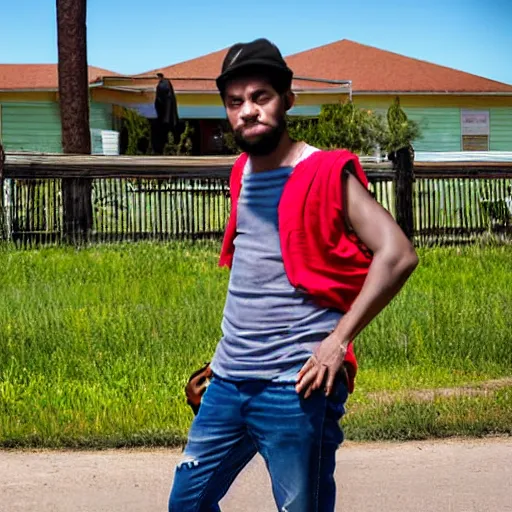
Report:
210,147,342,382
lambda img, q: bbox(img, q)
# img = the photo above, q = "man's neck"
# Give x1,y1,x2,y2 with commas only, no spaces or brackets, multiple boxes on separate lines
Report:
249,135,305,173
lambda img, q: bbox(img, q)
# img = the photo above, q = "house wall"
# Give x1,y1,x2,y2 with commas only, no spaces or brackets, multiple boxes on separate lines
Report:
490,108,512,151
353,95,512,151
89,102,113,131
96,87,345,120
90,89,512,153
0,101,62,152
0,92,113,152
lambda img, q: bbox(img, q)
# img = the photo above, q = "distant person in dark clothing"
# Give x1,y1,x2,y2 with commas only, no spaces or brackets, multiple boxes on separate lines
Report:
155,73,179,127
154,73,179,153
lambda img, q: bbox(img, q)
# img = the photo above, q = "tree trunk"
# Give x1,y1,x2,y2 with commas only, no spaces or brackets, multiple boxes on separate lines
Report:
56,0,92,243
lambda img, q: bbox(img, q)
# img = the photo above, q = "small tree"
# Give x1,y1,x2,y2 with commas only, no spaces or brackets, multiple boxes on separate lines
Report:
221,130,240,155
120,108,195,156
163,122,194,156
121,108,151,155
384,96,421,154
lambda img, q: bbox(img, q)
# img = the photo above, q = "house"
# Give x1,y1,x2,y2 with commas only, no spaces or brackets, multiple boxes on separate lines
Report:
285,40,512,152
2,39,511,154
95,49,350,154
103,39,512,154
0,64,118,153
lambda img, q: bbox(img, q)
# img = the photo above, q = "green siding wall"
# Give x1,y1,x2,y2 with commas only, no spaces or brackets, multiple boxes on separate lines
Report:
0,101,114,153
1,102,62,153
90,102,113,130
490,108,512,151
355,102,462,152
402,108,462,152
90,103,114,154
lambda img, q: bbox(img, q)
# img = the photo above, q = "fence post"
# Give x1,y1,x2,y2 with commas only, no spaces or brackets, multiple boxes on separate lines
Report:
394,146,415,240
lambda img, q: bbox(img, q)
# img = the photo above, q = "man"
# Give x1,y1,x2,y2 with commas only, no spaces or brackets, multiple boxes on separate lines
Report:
169,38,418,512
154,72,179,153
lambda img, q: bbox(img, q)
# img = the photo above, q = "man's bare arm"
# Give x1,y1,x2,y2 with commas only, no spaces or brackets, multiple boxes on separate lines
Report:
296,171,419,398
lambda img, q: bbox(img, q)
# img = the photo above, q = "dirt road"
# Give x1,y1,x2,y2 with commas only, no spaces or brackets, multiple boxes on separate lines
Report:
1,437,511,512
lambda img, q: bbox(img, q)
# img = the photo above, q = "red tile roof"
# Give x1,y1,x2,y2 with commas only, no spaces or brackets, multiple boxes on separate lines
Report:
135,48,346,92
0,64,119,91
137,48,228,81
138,39,512,95
6,40,511,95
286,40,512,94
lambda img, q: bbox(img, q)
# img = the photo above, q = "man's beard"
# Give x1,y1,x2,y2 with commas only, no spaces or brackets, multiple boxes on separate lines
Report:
233,117,286,157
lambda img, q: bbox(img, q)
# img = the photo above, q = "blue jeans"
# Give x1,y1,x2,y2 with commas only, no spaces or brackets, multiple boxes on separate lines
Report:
169,375,348,512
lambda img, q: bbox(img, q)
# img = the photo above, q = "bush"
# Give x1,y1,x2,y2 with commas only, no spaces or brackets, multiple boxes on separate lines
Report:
288,102,387,155
163,122,194,156
384,97,421,154
121,108,151,156
120,108,195,157
288,98,421,157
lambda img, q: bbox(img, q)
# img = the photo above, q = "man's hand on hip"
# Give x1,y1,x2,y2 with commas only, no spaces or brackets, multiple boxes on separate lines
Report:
295,333,347,399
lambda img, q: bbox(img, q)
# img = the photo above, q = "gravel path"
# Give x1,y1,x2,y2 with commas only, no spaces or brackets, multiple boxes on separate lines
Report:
1,437,511,511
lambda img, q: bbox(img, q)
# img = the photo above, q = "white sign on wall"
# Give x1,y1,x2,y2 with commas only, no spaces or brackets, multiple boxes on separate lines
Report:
461,110,490,136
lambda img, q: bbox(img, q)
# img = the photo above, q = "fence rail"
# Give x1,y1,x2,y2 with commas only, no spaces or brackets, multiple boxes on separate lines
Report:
1,150,512,246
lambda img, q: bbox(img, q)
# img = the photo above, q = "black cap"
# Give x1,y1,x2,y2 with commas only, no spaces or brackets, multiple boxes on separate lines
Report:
216,38,293,96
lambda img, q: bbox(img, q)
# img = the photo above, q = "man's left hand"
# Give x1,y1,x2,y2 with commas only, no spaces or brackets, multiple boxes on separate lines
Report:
295,333,347,399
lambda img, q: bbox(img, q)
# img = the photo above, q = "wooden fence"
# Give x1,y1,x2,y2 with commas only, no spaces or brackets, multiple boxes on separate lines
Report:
412,161,512,245
1,149,512,246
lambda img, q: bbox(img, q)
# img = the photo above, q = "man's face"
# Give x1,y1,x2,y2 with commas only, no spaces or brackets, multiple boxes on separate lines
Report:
224,76,290,156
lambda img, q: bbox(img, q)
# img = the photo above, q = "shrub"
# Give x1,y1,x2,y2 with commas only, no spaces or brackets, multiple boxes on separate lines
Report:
288,98,421,157
163,122,194,156
384,97,421,154
121,108,151,156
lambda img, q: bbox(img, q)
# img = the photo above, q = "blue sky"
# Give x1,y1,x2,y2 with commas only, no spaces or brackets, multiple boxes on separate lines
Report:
1,0,511,84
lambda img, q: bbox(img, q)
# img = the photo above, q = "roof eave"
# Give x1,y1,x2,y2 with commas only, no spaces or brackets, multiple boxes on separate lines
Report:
101,85,350,95
354,90,512,96
0,82,109,92
294,88,350,94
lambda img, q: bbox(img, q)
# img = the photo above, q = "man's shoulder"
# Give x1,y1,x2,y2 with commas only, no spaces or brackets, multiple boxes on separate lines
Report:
296,147,360,170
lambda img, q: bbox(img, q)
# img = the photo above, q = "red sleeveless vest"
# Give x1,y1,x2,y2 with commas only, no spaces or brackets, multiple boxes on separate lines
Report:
219,149,373,392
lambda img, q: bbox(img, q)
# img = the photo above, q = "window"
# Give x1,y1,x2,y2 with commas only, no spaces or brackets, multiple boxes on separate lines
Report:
461,110,489,151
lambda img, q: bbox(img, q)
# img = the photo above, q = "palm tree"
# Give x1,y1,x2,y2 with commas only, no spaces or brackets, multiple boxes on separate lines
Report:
56,0,92,241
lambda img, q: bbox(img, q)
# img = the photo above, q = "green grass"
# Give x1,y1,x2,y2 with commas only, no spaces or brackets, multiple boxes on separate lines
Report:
0,242,511,448
356,245,512,370
345,388,512,441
